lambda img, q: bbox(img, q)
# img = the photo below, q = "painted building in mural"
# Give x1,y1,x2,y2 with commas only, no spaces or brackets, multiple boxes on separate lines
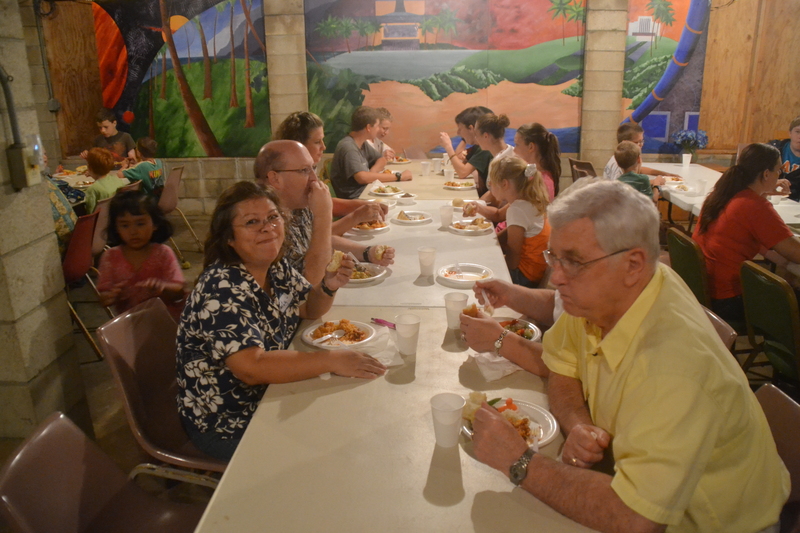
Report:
89,0,707,158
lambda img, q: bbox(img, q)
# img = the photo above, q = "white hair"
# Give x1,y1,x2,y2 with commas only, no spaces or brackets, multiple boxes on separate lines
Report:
547,179,660,265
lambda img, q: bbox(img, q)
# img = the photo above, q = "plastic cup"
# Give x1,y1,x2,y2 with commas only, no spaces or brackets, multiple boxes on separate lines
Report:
444,292,468,329
696,179,707,195
420,161,431,176
418,246,436,277
395,313,421,356
430,392,466,447
444,168,455,180
770,195,782,205
439,205,453,228
433,158,443,173
682,153,691,167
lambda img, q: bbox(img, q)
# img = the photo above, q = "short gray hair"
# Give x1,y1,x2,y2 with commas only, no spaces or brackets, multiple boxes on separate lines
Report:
548,179,660,265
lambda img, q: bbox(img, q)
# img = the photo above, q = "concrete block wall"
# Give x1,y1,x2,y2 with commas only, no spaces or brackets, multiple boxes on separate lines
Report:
165,158,255,215
0,0,85,437
264,0,307,137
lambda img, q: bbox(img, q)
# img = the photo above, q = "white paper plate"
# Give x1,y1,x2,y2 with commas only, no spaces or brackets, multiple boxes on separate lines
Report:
368,198,397,209
346,264,388,285
350,224,390,235
437,263,493,288
370,186,404,196
389,159,412,165
495,317,542,343
463,399,559,447
448,218,493,236
391,211,432,225
444,183,476,190
301,320,376,350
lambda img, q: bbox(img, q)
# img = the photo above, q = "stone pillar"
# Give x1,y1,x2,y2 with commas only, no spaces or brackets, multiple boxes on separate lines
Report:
579,0,628,171
0,0,87,438
263,0,308,136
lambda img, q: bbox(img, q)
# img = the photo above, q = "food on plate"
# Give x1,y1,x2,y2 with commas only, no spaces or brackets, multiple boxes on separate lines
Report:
397,210,424,221
355,220,387,230
76,165,87,173
374,245,388,260
452,198,465,207
76,180,93,187
462,303,480,317
400,193,414,198
462,392,536,444
374,185,401,194
311,319,368,344
381,169,393,174
57,169,78,176
463,203,477,217
452,217,492,231
676,184,688,191
326,250,344,272
350,265,373,280
393,156,409,162
444,269,487,281
444,181,474,187
499,319,536,340
669,176,683,182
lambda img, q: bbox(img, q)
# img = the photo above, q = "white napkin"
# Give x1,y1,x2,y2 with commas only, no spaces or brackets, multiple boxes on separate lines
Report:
318,326,403,380
470,350,523,382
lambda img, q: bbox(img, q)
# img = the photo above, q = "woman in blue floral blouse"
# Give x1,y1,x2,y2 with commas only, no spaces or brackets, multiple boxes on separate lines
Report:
177,181,387,460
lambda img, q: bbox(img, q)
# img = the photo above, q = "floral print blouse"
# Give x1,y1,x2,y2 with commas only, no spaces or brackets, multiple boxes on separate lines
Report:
176,259,311,440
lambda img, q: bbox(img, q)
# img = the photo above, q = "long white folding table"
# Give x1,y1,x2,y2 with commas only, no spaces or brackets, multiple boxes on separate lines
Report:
193,307,591,533
358,159,481,202
335,199,512,308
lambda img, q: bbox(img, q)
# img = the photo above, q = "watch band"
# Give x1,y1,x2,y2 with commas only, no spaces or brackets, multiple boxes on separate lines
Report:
494,329,510,356
509,447,535,486
320,279,337,297
395,171,402,181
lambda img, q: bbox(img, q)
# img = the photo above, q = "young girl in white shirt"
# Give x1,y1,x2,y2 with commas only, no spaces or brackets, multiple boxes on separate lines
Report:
488,157,551,287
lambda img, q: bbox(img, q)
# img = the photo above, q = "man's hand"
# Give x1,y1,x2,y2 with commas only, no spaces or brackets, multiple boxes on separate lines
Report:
473,279,513,310
776,178,791,195
307,180,333,218
473,403,529,476
439,132,453,154
400,170,412,182
459,311,504,353
368,245,395,266
561,423,611,469
351,203,386,224
384,148,396,160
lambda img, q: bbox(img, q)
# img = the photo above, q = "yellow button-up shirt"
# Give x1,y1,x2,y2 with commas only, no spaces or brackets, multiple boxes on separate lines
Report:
543,264,789,532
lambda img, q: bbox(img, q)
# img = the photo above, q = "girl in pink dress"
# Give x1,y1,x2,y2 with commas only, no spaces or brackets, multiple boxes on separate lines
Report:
97,191,186,321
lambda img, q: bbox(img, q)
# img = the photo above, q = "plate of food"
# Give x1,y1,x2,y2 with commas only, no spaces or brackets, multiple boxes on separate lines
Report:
347,263,388,285
448,217,493,235
368,198,397,209
664,176,684,183
302,319,376,350
444,181,476,190
462,392,559,447
437,263,493,288
71,179,95,189
351,220,390,234
370,185,403,196
390,156,411,164
391,210,432,225
495,317,542,343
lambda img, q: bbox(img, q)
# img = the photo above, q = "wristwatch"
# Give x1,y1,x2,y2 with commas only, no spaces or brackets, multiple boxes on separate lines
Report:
494,329,510,356
510,447,536,485
395,171,402,182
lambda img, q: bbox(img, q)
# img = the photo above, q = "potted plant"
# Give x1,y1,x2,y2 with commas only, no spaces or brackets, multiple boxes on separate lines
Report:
671,129,709,165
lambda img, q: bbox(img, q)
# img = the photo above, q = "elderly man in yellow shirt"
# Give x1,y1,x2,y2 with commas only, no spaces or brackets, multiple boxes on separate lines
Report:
471,179,788,533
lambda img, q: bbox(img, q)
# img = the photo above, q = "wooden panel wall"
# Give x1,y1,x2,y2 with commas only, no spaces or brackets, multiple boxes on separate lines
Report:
700,0,800,150
41,2,103,158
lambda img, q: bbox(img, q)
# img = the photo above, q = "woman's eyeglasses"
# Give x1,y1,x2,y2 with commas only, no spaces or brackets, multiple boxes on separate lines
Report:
235,214,284,232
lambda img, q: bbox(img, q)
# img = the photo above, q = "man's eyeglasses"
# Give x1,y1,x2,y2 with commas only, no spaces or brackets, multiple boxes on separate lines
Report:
234,214,284,233
543,248,631,277
274,167,316,178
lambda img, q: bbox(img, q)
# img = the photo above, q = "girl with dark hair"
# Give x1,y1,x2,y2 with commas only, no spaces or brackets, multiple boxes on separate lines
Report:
694,143,800,322
439,106,494,189
97,191,185,320
514,123,562,199
177,181,386,461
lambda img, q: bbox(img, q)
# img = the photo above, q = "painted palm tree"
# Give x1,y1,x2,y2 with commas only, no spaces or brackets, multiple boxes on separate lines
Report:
227,0,238,108
548,0,571,45
243,0,254,127
159,47,167,100
419,17,436,47
368,20,382,49
158,0,223,156
567,0,586,43
239,0,266,55
337,17,356,53
183,24,192,67
315,15,339,48
436,8,459,46
214,2,226,62
648,0,676,49
194,19,212,99
354,19,372,51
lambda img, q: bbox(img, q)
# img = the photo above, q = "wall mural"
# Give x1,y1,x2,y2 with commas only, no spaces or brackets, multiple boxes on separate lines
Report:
305,0,587,155
93,0,268,157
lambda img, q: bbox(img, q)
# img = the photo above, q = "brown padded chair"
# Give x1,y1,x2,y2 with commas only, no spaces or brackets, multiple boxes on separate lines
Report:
566,158,597,196
117,180,142,194
702,306,737,351
755,384,800,532
158,165,203,263
96,298,227,482
0,412,205,533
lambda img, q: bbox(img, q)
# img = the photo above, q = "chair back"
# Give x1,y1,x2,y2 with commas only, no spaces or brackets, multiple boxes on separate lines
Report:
91,197,112,257
96,298,226,472
62,211,99,285
157,165,184,215
666,227,711,307
118,180,142,194
756,384,800,503
741,260,800,381
702,306,737,350
0,412,129,533
568,158,597,180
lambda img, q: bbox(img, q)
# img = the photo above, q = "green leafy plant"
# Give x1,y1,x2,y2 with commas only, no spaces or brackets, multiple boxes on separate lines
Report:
307,63,374,151
406,66,504,101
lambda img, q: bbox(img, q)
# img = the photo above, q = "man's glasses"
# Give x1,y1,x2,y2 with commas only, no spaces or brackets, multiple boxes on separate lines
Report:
274,167,315,178
234,214,284,233
543,248,631,277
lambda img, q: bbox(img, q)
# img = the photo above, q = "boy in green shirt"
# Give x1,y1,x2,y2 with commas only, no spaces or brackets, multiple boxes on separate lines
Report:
615,141,659,202
118,137,164,195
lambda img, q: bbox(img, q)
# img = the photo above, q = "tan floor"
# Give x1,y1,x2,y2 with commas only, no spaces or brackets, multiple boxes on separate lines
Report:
0,214,213,532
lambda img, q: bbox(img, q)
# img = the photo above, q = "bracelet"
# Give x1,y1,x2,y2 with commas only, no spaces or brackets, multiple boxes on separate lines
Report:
320,279,337,297
362,246,372,262
449,152,459,160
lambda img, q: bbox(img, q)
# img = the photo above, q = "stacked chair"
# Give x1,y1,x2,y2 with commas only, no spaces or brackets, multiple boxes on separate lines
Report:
158,165,203,268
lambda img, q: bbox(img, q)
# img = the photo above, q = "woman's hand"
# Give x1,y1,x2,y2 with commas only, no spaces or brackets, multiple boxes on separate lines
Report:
561,423,611,469
368,245,395,266
473,279,512,310
351,203,386,225
459,311,505,353
328,350,387,378
324,253,354,291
